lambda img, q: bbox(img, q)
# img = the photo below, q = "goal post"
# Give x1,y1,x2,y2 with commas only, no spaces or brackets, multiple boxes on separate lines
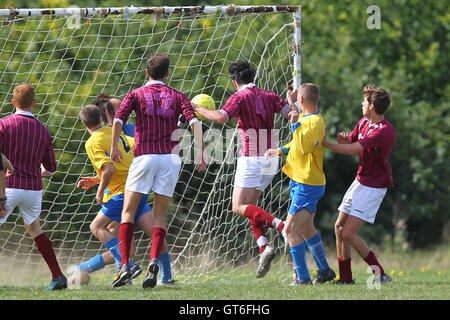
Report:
0,5,301,284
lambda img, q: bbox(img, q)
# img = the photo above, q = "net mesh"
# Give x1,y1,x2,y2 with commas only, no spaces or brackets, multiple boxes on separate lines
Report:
0,10,297,284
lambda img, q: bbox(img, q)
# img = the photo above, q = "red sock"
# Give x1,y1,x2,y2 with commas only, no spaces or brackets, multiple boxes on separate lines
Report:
151,227,166,260
338,257,352,283
249,219,267,253
364,250,385,275
119,222,134,266
244,205,281,231
34,233,62,280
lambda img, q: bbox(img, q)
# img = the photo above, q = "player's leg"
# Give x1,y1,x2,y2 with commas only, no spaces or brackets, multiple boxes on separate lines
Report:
300,213,335,284
143,154,180,289
285,208,312,284
20,189,66,290
136,207,174,284
334,212,354,283
342,215,389,281
107,221,140,274
24,218,67,290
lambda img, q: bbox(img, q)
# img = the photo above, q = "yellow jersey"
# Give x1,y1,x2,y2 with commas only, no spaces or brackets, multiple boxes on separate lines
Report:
280,112,326,186
85,126,135,203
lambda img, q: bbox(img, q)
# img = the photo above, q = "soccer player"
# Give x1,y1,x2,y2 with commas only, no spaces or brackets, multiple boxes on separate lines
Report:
0,84,67,290
265,83,335,285
193,61,298,278
322,85,395,284
110,53,207,288
78,105,174,285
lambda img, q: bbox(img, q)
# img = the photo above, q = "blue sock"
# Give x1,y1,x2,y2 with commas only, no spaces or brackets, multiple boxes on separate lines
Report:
305,233,330,273
105,238,122,271
158,252,172,283
78,254,105,273
290,242,310,281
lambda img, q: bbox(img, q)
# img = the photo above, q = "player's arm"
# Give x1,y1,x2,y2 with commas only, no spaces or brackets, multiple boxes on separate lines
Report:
41,133,57,176
1,153,13,177
192,104,228,124
322,134,363,155
110,120,123,163
111,92,135,163
96,163,114,205
190,120,207,172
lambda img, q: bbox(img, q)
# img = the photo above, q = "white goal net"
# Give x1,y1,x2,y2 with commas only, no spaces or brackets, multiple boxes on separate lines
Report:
0,5,301,284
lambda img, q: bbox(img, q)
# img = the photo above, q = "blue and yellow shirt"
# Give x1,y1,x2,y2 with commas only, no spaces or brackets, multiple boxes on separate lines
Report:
280,112,326,186
85,126,135,203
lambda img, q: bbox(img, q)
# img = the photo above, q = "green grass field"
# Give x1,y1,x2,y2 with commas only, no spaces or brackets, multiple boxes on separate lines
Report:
0,245,448,301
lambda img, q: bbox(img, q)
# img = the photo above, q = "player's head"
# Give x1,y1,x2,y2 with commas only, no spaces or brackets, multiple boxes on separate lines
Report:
12,83,36,110
229,61,256,86
362,85,390,115
298,83,319,107
146,53,170,80
80,104,102,130
109,98,122,113
93,93,111,122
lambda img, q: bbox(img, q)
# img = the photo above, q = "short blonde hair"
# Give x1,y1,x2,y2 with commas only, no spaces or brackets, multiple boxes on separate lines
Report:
13,83,35,108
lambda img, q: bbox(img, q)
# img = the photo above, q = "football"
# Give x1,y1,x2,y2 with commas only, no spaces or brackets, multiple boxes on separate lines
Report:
191,94,216,120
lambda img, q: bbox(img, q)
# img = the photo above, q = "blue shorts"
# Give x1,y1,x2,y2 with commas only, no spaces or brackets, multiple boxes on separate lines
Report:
288,180,325,215
101,193,151,223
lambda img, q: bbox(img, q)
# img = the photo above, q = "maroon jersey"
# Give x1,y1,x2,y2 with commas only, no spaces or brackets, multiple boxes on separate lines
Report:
0,111,57,190
115,80,197,156
221,84,288,156
348,117,396,188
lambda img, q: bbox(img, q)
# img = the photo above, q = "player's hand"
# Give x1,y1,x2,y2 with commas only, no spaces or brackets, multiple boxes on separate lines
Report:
265,148,281,159
191,103,199,112
287,109,299,125
95,189,105,205
110,146,123,163
2,155,13,176
337,132,350,144
195,151,208,172
286,89,298,107
77,176,100,190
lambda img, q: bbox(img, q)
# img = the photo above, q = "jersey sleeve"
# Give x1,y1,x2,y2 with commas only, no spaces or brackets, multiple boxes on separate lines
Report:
220,93,240,120
41,131,57,173
115,91,137,124
358,126,395,150
271,92,288,113
180,93,198,124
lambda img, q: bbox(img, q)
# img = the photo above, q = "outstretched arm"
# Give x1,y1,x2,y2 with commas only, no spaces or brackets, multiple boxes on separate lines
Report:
323,134,363,155
192,103,228,124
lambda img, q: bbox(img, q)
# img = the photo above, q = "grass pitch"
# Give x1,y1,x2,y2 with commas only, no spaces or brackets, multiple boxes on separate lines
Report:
0,246,448,301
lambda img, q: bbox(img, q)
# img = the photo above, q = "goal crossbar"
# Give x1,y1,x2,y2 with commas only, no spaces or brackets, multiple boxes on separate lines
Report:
0,5,299,19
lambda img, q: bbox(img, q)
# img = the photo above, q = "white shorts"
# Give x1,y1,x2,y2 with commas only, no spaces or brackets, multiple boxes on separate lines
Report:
234,156,278,191
0,188,43,225
338,179,387,224
125,154,182,197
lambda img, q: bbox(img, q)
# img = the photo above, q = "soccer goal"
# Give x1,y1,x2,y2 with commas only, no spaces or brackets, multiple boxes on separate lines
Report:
0,5,301,284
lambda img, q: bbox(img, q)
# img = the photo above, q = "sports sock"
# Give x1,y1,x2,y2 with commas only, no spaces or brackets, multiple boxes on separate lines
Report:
290,242,310,281
244,205,284,232
249,218,268,253
78,254,105,273
150,227,166,260
305,233,330,273
119,222,134,267
364,250,385,275
104,238,122,271
338,257,352,283
158,252,172,283
34,233,63,280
